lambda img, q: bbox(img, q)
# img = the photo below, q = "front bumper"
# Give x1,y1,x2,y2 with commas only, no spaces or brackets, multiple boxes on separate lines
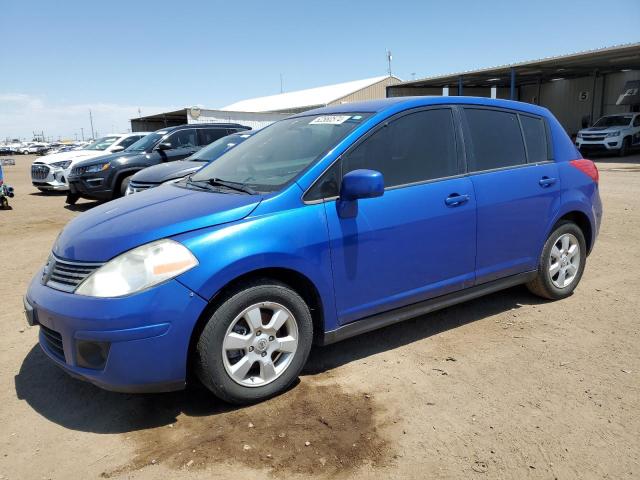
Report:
31,165,71,191
576,137,622,152
25,272,208,393
68,172,113,200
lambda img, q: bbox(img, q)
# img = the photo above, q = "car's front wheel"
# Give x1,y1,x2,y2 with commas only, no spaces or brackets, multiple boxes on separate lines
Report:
195,280,313,404
526,221,587,300
618,137,630,157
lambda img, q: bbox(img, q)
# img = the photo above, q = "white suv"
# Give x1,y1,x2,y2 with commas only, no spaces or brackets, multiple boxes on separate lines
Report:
30,133,148,191
576,113,640,156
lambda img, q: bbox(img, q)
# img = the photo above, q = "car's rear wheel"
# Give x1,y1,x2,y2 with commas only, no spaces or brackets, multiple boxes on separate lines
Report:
195,280,313,404
526,221,587,300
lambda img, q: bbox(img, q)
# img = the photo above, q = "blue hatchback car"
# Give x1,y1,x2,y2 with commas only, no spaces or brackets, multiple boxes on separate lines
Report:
25,97,602,404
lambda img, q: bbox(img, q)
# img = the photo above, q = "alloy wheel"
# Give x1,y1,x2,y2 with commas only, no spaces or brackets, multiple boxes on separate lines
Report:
222,302,299,387
549,233,581,288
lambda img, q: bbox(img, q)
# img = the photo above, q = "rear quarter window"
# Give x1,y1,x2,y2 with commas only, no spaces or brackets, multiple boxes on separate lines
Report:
520,115,549,163
464,108,527,172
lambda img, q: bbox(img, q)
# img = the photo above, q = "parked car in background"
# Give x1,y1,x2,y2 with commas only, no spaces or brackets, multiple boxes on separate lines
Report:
25,97,602,404
126,131,255,195
30,133,148,192
21,143,49,155
576,112,640,156
67,123,250,203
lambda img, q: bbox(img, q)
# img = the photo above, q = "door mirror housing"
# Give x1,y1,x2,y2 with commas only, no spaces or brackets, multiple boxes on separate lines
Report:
110,145,125,153
156,142,172,151
337,169,384,218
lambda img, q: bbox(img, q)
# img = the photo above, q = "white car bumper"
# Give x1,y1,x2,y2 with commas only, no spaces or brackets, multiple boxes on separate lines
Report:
576,136,622,152
31,163,71,191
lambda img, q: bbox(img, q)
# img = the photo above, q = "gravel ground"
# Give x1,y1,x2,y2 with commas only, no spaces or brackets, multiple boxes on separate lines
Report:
0,154,638,480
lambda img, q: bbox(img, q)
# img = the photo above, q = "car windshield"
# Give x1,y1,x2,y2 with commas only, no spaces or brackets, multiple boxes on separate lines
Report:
191,113,371,192
190,133,253,163
126,132,165,152
84,136,120,151
593,115,632,127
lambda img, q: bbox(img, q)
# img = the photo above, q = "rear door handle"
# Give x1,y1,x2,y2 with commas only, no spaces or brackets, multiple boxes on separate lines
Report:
539,176,557,188
445,193,470,207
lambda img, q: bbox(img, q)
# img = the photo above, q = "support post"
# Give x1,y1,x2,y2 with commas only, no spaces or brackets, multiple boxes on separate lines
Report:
590,70,598,124
458,76,463,96
510,68,516,100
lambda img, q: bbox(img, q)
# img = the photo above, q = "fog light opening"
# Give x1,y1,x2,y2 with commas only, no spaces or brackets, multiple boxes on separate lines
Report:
76,340,110,370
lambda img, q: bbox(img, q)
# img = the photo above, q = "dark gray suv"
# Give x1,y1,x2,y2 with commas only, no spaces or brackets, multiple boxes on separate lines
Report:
66,123,250,203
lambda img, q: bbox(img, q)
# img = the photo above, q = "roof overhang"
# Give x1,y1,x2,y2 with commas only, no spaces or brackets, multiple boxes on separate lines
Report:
392,43,640,89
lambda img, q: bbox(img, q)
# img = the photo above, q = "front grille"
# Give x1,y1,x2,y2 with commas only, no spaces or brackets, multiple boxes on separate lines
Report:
582,135,605,141
43,254,104,293
31,163,50,180
40,324,65,360
128,180,159,193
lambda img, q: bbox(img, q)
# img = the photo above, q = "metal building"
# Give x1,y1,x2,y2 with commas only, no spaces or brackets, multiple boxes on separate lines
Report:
222,76,402,114
130,108,288,132
387,43,640,135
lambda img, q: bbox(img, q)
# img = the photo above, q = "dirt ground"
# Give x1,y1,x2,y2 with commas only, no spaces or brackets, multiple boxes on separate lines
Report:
0,154,639,480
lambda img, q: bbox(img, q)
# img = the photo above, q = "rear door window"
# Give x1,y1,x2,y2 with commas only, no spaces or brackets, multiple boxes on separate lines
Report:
342,108,459,188
118,135,143,150
166,129,197,149
463,108,527,171
520,115,548,163
198,128,230,146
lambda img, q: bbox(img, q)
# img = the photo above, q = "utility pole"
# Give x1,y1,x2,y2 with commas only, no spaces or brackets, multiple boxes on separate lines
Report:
386,49,393,77
89,109,95,140
80,127,84,141
280,74,284,93
138,107,142,118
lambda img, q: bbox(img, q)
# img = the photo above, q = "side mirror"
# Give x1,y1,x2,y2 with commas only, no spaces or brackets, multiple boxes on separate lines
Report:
111,145,125,153
156,142,172,151
337,169,384,218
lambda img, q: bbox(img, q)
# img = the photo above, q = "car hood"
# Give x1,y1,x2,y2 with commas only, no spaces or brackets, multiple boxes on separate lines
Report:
54,185,262,262
580,126,623,134
73,150,145,168
132,161,206,183
37,150,108,165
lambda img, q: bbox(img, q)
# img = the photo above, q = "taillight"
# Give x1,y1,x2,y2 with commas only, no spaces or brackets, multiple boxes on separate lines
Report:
570,159,599,183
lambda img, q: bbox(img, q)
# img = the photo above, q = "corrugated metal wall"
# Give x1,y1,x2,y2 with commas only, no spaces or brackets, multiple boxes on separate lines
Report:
189,110,289,130
329,77,402,105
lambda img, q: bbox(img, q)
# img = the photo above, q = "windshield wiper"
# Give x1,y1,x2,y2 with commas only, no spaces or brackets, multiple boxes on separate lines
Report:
207,178,257,195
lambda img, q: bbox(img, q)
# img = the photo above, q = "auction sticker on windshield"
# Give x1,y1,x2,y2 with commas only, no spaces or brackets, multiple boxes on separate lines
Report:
309,115,351,125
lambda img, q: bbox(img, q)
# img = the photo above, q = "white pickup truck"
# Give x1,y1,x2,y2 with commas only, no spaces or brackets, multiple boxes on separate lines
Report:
576,113,640,156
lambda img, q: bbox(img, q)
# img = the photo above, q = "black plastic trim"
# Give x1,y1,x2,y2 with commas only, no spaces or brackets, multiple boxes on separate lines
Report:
320,271,536,345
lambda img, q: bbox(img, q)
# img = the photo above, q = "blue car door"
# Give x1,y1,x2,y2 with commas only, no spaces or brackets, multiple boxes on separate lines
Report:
316,107,477,325
460,107,561,284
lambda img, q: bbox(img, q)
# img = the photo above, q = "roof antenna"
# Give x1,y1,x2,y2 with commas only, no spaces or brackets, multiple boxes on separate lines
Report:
386,50,393,77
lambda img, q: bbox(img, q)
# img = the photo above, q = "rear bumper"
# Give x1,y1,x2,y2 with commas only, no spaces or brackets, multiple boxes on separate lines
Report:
25,271,208,393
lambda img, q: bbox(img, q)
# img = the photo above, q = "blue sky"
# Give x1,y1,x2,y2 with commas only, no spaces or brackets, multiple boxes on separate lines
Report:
1,0,638,139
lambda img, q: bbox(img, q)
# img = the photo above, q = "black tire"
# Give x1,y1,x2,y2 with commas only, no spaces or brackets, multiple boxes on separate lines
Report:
0,197,8,209
526,221,587,300
618,137,630,157
118,175,132,198
195,279,313,405
65,193,80,205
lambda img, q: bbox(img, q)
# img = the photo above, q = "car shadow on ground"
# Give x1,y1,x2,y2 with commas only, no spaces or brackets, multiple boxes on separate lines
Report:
28,191,67,197
63,201,102,212
14,285,545,434
590,152,640,165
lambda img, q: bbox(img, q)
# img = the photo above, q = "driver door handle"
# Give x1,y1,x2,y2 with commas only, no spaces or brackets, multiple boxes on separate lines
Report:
445,193,470,207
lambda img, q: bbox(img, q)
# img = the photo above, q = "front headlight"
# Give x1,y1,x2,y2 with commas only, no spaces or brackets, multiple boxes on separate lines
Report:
75,239,198,297
51,160,72,169
606,131,621,137
84,162,110,173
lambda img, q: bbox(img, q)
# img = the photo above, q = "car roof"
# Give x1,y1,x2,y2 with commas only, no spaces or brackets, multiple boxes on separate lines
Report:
296,96,551,119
